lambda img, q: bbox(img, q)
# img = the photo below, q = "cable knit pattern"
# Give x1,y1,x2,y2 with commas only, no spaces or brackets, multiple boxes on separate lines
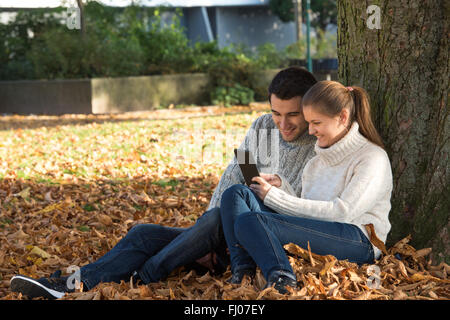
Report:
207,114,316,210
264,122,393,259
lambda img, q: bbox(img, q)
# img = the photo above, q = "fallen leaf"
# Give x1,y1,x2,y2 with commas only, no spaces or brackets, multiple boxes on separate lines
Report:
97,214,113,226
413,248,432,259
364,223,388,255
29,246,51,259
45,191,54,202
16,187,30,199
139,285,152,298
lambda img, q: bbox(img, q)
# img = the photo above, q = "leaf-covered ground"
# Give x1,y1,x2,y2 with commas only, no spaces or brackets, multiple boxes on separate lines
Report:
0,105,448,300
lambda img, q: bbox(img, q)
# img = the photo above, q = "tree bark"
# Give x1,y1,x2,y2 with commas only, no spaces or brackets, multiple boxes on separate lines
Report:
337,1,449,263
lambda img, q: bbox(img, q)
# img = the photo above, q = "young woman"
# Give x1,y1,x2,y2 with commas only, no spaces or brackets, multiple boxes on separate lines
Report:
220,81,393,294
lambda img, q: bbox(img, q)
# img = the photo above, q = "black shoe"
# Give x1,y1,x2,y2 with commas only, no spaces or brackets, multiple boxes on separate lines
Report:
49,270,62,278
227,269,255,284
10,274,74,299
266,273,297,294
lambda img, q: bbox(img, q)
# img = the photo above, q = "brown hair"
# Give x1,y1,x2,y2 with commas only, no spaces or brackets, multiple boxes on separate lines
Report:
302,81,384,148
268,66,317,102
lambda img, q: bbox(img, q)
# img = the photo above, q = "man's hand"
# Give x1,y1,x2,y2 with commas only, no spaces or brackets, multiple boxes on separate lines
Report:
259,173,282,187
249,176,273,201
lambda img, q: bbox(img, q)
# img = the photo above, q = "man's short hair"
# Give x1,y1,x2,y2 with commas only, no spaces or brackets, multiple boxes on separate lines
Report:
268,66,317,102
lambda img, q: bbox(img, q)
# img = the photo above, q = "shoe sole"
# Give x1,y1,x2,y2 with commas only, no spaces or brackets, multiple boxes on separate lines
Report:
10,275,66,299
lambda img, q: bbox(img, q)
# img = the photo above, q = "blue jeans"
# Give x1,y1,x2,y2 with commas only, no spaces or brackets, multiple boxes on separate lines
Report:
80,207,228,290
220,184,374,281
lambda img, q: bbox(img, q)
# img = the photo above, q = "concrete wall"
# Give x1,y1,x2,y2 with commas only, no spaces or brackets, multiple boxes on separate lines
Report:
0,70,337,115
0,73,210,115
0,79,91,115
91,73,210,114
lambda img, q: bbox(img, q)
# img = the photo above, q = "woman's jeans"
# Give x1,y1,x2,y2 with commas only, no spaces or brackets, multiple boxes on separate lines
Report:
80,207,228,290
220,184,374,281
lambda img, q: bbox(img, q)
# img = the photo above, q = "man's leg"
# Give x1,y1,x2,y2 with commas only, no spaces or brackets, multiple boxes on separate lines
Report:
10,223,186,298
137,207,226,283
10,207,227,298
80,223,185,290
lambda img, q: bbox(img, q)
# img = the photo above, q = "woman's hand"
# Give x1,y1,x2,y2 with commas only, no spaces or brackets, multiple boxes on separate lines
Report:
249,176,273,201
259,173,282,187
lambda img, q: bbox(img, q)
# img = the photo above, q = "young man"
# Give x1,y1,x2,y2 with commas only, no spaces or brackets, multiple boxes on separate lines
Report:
10,66,317,299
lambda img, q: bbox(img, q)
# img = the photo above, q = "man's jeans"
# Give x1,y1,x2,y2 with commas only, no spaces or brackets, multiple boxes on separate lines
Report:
220,184,374,281
80,207,227,290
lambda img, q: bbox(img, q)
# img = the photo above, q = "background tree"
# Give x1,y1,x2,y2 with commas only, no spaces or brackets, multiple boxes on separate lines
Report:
310,0,337,35
269,0,337,39
76,0,86,37
337,1,449,262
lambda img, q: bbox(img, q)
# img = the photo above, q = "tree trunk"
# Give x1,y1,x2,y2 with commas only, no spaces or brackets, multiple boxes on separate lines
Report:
294,0,302,41
337,1,449,263
76,0,86,37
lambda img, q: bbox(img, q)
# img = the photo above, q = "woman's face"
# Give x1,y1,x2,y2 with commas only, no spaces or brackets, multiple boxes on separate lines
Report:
303,105,350,148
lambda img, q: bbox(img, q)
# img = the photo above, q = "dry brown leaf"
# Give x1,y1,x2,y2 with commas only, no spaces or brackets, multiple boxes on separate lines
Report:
354,291,372,300
75,292,96,300
395,260,409,278
196,272,213,283
307,241,316,267
139,285,152,298
364,223,388,255
44,191,54,202
9,227,29,240
32,202,64,215
164,197,180,208
409,273,449,283
413,248,432,259
320,258,337,276
427,291,439,299
97,214,113,226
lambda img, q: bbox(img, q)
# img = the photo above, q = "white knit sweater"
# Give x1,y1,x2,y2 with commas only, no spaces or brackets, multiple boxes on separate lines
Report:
264,122,393,259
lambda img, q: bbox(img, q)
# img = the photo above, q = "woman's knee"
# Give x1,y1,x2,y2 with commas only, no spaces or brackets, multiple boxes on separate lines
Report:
221,184,251,203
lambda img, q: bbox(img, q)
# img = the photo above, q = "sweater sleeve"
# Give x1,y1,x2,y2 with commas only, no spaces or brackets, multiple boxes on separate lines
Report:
263,152,392,223
276,173,297,196
207,115,266,210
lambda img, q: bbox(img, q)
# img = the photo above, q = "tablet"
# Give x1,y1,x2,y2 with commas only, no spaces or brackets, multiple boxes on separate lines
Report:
234,149,260,186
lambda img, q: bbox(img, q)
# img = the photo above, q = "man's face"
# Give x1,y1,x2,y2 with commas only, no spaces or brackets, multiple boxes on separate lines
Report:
270,94,308,142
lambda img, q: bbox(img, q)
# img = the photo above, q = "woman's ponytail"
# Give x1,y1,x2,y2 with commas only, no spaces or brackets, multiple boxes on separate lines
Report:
351,86,384,149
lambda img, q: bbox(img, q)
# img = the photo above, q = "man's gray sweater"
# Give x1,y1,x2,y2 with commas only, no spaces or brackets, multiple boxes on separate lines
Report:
208,114,317,210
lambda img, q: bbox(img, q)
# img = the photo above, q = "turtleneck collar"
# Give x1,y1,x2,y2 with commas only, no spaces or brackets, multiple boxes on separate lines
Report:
314,122,368,166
